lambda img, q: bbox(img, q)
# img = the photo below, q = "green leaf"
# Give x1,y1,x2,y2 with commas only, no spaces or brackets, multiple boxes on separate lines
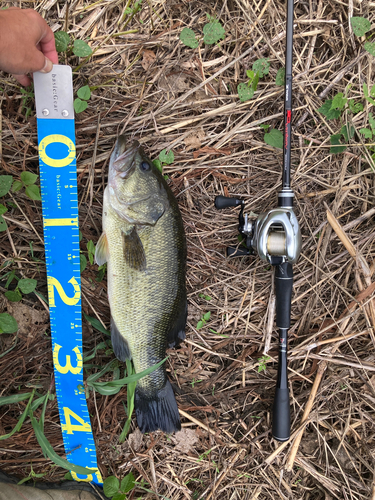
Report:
330,93,347,110
64,472,74,481
197,320,204,329
348,100,363,114
203,20,225,45
84,313,110,335
251,72,259,92
5,271,16,288
80,253,87,272
0,216,7,232
203,311,211,322
103,476,120,497
317,99,342,119
179,27,199,49
90,358,168,387
0,313,18,333
20,171,38,186
365,41,375,57
369,112,375,131
350,17,371,37
74,98,88,114
0,204,6,216
87,240,95,264
264,129,283,149
371,85,375,98
86,240,95,255
54,31,70,53
237,82,254,102
25,184,42,201
359,128,372,139
252,58,270,78
73,39,93,57
159,149,174,165
5,290,22,302
12,180,23,192
340,125,354,142
119,360,136,443
260,124,270,132
276,67,285,86
29,410,95,475
77,85,91,101
330,134,346,154
0,391,34,440
96,263,106,282
363,83,375,105
112,493,126,500
0,175,13,197
121,472,135,493
246,70,255,80
18,278,37,294
0,392,32,407
152,159,162,172
87,240,95,254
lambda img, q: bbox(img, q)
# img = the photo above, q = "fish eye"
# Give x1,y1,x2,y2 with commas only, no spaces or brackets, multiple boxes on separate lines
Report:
140,161,150,171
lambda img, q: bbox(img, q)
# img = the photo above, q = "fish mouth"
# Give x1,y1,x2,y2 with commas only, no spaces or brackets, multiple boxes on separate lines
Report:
110,137,140,177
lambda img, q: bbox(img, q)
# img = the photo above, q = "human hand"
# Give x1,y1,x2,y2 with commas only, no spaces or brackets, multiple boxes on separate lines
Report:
0,7,58,86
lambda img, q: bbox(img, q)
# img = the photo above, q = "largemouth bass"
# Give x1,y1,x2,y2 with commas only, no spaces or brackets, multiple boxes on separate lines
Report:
95,137,187,433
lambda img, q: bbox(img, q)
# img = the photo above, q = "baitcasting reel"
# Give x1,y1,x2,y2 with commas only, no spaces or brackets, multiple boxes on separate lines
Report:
215,189,301,266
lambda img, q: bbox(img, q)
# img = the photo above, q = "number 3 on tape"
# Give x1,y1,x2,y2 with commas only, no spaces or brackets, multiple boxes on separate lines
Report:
34,66,102,485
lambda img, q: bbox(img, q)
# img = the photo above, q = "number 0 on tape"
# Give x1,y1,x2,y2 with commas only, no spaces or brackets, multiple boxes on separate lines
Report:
34,65,102,484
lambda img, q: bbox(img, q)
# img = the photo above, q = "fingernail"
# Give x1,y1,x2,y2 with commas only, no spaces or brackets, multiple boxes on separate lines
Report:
40,57,53,74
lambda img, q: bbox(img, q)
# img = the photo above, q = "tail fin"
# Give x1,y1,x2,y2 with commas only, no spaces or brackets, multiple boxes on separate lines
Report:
135,379,181,433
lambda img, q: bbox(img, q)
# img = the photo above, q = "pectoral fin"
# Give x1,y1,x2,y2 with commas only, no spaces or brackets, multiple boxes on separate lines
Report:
95,232,108,266
122,226,146,271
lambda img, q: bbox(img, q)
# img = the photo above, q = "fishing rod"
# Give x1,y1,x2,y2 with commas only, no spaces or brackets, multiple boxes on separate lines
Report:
214,0,301,441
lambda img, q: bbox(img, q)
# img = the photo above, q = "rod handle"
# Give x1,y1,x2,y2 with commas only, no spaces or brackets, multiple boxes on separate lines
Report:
272,387,290,441
214,196,243,210
275,262,293,328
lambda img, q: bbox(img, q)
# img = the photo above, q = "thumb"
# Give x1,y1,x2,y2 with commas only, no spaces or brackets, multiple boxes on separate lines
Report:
29,48,53,74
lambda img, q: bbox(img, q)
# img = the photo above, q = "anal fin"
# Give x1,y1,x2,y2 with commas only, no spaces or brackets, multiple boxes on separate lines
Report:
168,301,187,348
111,317,131,362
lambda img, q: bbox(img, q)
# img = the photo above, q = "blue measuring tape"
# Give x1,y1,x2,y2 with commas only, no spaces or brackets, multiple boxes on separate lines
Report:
34,66,102,485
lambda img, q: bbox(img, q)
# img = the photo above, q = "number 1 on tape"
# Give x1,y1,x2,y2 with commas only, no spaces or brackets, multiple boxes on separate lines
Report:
34,65,102,484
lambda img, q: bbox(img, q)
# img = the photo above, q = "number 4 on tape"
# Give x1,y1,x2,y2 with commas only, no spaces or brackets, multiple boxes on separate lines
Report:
34,65,102,485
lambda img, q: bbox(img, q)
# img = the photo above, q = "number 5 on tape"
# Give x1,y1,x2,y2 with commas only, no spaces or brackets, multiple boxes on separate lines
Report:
34,65,102,485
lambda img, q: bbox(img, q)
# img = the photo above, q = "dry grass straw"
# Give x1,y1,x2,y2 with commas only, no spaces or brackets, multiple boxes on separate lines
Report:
1,0,375,498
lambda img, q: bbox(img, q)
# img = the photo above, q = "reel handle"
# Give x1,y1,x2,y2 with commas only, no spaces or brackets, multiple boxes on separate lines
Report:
215,196,243,210
227,246,251,257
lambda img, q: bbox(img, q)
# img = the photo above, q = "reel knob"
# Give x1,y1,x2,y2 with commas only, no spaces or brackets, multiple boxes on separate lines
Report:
215,196,243,210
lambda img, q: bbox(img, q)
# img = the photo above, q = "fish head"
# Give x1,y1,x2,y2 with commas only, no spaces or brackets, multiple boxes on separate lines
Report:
108,137,167,225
